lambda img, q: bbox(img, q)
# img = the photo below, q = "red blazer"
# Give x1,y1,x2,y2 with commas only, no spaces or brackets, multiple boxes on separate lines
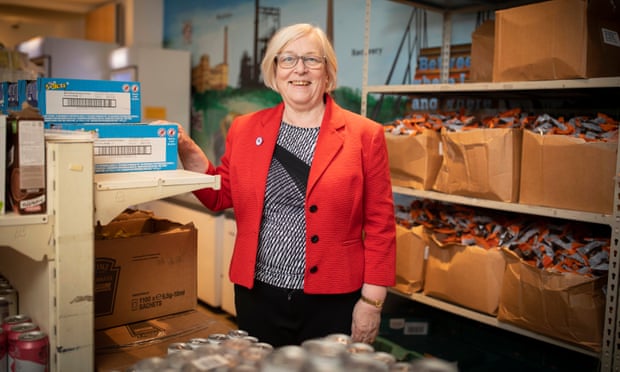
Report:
194,95,396,294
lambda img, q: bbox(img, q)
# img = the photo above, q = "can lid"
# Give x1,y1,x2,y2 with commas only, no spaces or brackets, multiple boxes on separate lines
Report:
18,330,47,342
4,314,31,324
10,322,38,332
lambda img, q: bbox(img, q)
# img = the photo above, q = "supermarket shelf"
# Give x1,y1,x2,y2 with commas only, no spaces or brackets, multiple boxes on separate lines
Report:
364,77,620,94
388,288,600,357
392,186,615,225
94,170,221,225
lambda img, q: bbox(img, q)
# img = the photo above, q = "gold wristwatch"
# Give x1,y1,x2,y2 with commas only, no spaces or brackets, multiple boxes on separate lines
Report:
360,295,384,309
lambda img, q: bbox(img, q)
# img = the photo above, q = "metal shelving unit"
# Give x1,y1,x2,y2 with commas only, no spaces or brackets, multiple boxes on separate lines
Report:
363,0,620,370
0,139,220,371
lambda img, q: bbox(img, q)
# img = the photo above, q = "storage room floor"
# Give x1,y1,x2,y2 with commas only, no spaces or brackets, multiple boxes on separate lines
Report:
196,300,238,330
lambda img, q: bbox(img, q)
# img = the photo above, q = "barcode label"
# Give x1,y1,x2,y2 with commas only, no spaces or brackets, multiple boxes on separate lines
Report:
62,97,117,108
95,145,153,156
403,321,429,335
602,28,620,47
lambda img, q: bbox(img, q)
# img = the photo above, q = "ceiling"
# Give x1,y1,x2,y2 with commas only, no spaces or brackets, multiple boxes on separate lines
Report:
0,0,112,14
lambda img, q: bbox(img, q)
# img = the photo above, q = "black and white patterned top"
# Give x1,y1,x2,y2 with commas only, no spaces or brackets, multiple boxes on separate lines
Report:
254,121,320,289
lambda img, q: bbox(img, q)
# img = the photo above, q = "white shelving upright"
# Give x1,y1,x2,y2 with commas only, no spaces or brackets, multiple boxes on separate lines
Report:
362,0,620,370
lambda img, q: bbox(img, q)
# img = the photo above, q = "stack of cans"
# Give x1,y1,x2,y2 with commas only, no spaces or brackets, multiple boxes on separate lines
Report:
0,274,49,372
125,330,457,372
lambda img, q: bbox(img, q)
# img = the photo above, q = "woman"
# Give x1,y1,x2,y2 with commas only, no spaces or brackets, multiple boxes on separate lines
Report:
177,23,396,347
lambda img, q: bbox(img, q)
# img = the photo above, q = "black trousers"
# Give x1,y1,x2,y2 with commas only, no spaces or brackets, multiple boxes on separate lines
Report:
234,281,360,347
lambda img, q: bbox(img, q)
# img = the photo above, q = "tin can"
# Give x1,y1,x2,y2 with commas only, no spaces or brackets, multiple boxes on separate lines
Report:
0,289,18,317
207,333,229,345
260,345,307,372
2,314,31,335
347,342,375,354
167,342,193,354
227,329,249,339
7,322,39,371
186,337,210,350
323,333,352,345
0,297,9,324
1,328,7,372
14,330,49,372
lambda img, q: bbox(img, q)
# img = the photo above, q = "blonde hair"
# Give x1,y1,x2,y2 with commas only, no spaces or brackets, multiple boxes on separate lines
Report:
261,23,338,93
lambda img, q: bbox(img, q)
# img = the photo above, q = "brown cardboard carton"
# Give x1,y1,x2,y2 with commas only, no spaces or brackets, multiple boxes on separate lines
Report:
95,310,234,372
493,0,620,81
385,129,442,190
469,20,495,82
394,225,428,295
432,128,522,202
95,210,198,330
423,235,506,315
519,130,616,214
498,249,605,352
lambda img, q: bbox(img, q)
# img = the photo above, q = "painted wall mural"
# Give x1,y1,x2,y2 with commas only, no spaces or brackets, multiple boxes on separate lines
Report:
163,0,476,164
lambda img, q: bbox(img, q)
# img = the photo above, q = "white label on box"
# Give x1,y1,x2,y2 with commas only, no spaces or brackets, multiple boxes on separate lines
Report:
45,90,132,115
403,321,429,335
602,28,620,47
94,137,167,164
18,120,45,189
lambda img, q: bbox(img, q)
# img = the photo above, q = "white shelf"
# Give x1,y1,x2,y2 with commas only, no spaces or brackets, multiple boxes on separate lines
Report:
388,289,600,357
94,170,221,225
364,77,620,94
392,186,615,225
0,214,53,261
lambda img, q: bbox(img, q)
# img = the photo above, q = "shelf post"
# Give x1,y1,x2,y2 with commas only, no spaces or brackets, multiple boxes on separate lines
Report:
48,140,95,371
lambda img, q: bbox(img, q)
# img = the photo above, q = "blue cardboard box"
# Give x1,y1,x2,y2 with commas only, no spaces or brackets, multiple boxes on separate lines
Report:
46,123,178,173
36,78,141,123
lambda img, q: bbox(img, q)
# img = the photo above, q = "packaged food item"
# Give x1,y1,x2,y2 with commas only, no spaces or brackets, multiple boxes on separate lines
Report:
6,105,46,214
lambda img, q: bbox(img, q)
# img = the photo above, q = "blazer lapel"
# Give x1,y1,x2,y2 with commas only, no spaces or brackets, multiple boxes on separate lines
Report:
307,96,345,195
251,103,284,205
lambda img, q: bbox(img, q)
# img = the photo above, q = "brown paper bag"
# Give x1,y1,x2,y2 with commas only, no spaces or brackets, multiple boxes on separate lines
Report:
385,129,442,190
433,128,522,202
498,249,605,352
423,234,506,315
394,225,428,294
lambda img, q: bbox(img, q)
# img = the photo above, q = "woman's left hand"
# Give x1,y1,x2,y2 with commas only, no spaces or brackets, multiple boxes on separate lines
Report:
351,300,381,344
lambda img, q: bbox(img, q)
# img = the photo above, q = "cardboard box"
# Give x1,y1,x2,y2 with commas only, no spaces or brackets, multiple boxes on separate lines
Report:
95,310,234,372
385,129,442,190
493,0,620,81
469,20,495,82
35,78,141,123
423,235,505,315
519,130,616,214
394,225,428,295
46,123,178,173
498,249,605,352
432,128,522,202
95,210,198,330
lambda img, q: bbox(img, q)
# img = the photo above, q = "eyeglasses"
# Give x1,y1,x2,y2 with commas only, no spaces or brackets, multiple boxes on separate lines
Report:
276,54,326,69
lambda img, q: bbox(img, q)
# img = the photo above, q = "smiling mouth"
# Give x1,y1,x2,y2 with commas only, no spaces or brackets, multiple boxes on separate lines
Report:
290,81,311,86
